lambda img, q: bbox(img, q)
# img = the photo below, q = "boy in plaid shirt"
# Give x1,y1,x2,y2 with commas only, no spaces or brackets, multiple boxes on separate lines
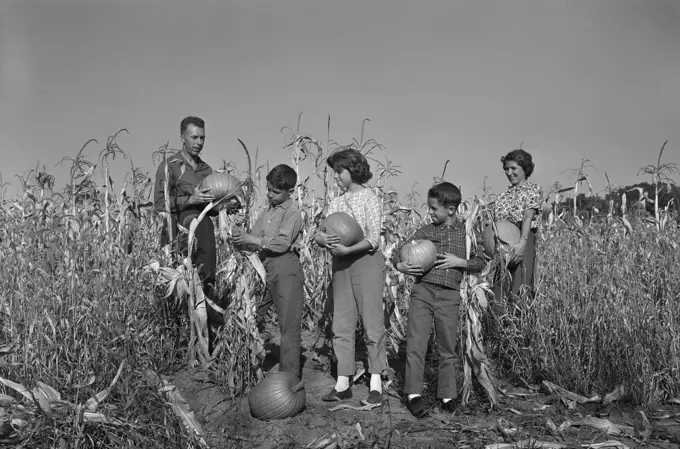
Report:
391,182,486,418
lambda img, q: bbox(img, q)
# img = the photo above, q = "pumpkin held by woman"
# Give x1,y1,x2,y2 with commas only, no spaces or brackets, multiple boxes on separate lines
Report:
481,220,521,261
198,172,241,200
399,239,437,272
248,371,306,421
322,212,365,247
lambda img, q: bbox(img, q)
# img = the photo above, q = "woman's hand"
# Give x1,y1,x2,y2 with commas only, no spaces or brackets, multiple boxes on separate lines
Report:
509,238,526,266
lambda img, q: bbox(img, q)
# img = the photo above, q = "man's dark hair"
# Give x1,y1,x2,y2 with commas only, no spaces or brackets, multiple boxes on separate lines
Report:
267,164,298,190
180,116,205,134
501,149,535,178
326,147,373,185
428,182,461,208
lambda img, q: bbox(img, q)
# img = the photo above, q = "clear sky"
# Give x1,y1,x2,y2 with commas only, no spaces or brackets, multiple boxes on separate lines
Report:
1,0,679,203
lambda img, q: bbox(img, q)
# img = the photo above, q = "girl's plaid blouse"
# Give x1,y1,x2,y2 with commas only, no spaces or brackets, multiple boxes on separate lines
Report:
328,188,382,250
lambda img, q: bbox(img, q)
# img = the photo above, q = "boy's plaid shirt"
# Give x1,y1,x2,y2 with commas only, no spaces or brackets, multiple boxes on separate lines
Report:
391,219,486,290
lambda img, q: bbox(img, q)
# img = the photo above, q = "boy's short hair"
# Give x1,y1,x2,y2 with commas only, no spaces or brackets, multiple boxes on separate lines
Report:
326,147,373,185
267,164,298,190
428,182,461,208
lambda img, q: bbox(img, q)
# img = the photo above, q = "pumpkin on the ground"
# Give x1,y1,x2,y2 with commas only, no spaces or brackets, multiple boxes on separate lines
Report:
399,239,437,272
198,172,241,200
248,371,306,421
482,220,521,261
322,212,364,247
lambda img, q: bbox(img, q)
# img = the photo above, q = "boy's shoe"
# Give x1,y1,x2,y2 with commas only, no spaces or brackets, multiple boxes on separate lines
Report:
406,396,430,419
321,387,352,402
366,390,382,404
440,398,460,414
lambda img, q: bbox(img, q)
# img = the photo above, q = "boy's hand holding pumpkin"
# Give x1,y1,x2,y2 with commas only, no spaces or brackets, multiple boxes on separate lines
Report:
434,253,466,269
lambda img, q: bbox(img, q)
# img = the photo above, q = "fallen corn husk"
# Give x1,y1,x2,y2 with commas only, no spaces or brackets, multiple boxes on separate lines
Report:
144,369,209,449
572,416,634,436
486,440,629,449
542,380,601,404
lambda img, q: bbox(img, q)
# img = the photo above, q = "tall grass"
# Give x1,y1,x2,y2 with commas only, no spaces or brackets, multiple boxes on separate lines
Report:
488,218,680,405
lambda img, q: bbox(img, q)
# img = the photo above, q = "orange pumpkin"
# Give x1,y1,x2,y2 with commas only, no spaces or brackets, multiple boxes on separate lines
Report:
248,371,306,421
482,220,521,260
198,172,241,200
399,239,437,272
322,212,365,247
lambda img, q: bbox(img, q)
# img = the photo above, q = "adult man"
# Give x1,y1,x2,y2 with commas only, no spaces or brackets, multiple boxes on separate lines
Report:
153,116,222,348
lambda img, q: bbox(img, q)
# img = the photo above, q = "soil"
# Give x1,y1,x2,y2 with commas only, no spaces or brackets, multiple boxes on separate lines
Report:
167,326,680,449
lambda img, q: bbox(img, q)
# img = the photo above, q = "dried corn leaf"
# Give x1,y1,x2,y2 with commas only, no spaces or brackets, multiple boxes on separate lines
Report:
0,377,33,403
84,360,125,412
572,416,633,436
82,411,126,426
542,381,600,404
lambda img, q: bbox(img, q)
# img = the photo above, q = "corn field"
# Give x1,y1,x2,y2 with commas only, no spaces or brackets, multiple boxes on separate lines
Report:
1,123,679,447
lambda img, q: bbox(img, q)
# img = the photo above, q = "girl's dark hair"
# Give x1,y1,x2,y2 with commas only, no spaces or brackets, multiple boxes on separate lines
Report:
501,149,535,178
266,164,298,190
428,182,461,208
326,147,373,185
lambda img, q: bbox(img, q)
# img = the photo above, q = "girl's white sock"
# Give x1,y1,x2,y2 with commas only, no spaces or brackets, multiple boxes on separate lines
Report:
370,373,382,392
335,375,350,392
442,398,452,403
407,394,421,400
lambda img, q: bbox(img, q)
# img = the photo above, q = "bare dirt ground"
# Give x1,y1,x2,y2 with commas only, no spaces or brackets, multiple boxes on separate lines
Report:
168,326,680,449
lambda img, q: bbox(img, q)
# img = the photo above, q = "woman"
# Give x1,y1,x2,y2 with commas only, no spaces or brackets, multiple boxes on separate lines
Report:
492,149,543,302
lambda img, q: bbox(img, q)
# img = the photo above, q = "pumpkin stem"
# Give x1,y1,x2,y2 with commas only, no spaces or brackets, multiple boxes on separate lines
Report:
291,380,305,393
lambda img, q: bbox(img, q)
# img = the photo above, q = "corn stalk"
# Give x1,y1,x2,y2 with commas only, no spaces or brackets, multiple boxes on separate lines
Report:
638,140,678,232
459,199,499,408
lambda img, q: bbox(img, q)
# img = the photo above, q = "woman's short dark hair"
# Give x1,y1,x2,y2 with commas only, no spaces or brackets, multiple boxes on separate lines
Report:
326,147,373,185
428,182,461,208
501,149,535,178
266,164,298,190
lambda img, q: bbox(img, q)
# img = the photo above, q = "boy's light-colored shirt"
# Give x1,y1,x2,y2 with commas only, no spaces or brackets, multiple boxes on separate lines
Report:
251,198,304,255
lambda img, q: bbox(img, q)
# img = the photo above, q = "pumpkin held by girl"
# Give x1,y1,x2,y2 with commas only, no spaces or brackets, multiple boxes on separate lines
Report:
320,211,365,247
248,371,306,421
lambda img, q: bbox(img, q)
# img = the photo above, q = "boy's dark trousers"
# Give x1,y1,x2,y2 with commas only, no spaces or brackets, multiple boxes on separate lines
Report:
257,251,305,379
404,281,461,399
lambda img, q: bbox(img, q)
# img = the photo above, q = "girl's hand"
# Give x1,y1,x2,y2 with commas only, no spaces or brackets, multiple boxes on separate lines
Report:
315,232,340,248
509,238,526,266
396,262,424,276
329,243,351,257
434,253,465,270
